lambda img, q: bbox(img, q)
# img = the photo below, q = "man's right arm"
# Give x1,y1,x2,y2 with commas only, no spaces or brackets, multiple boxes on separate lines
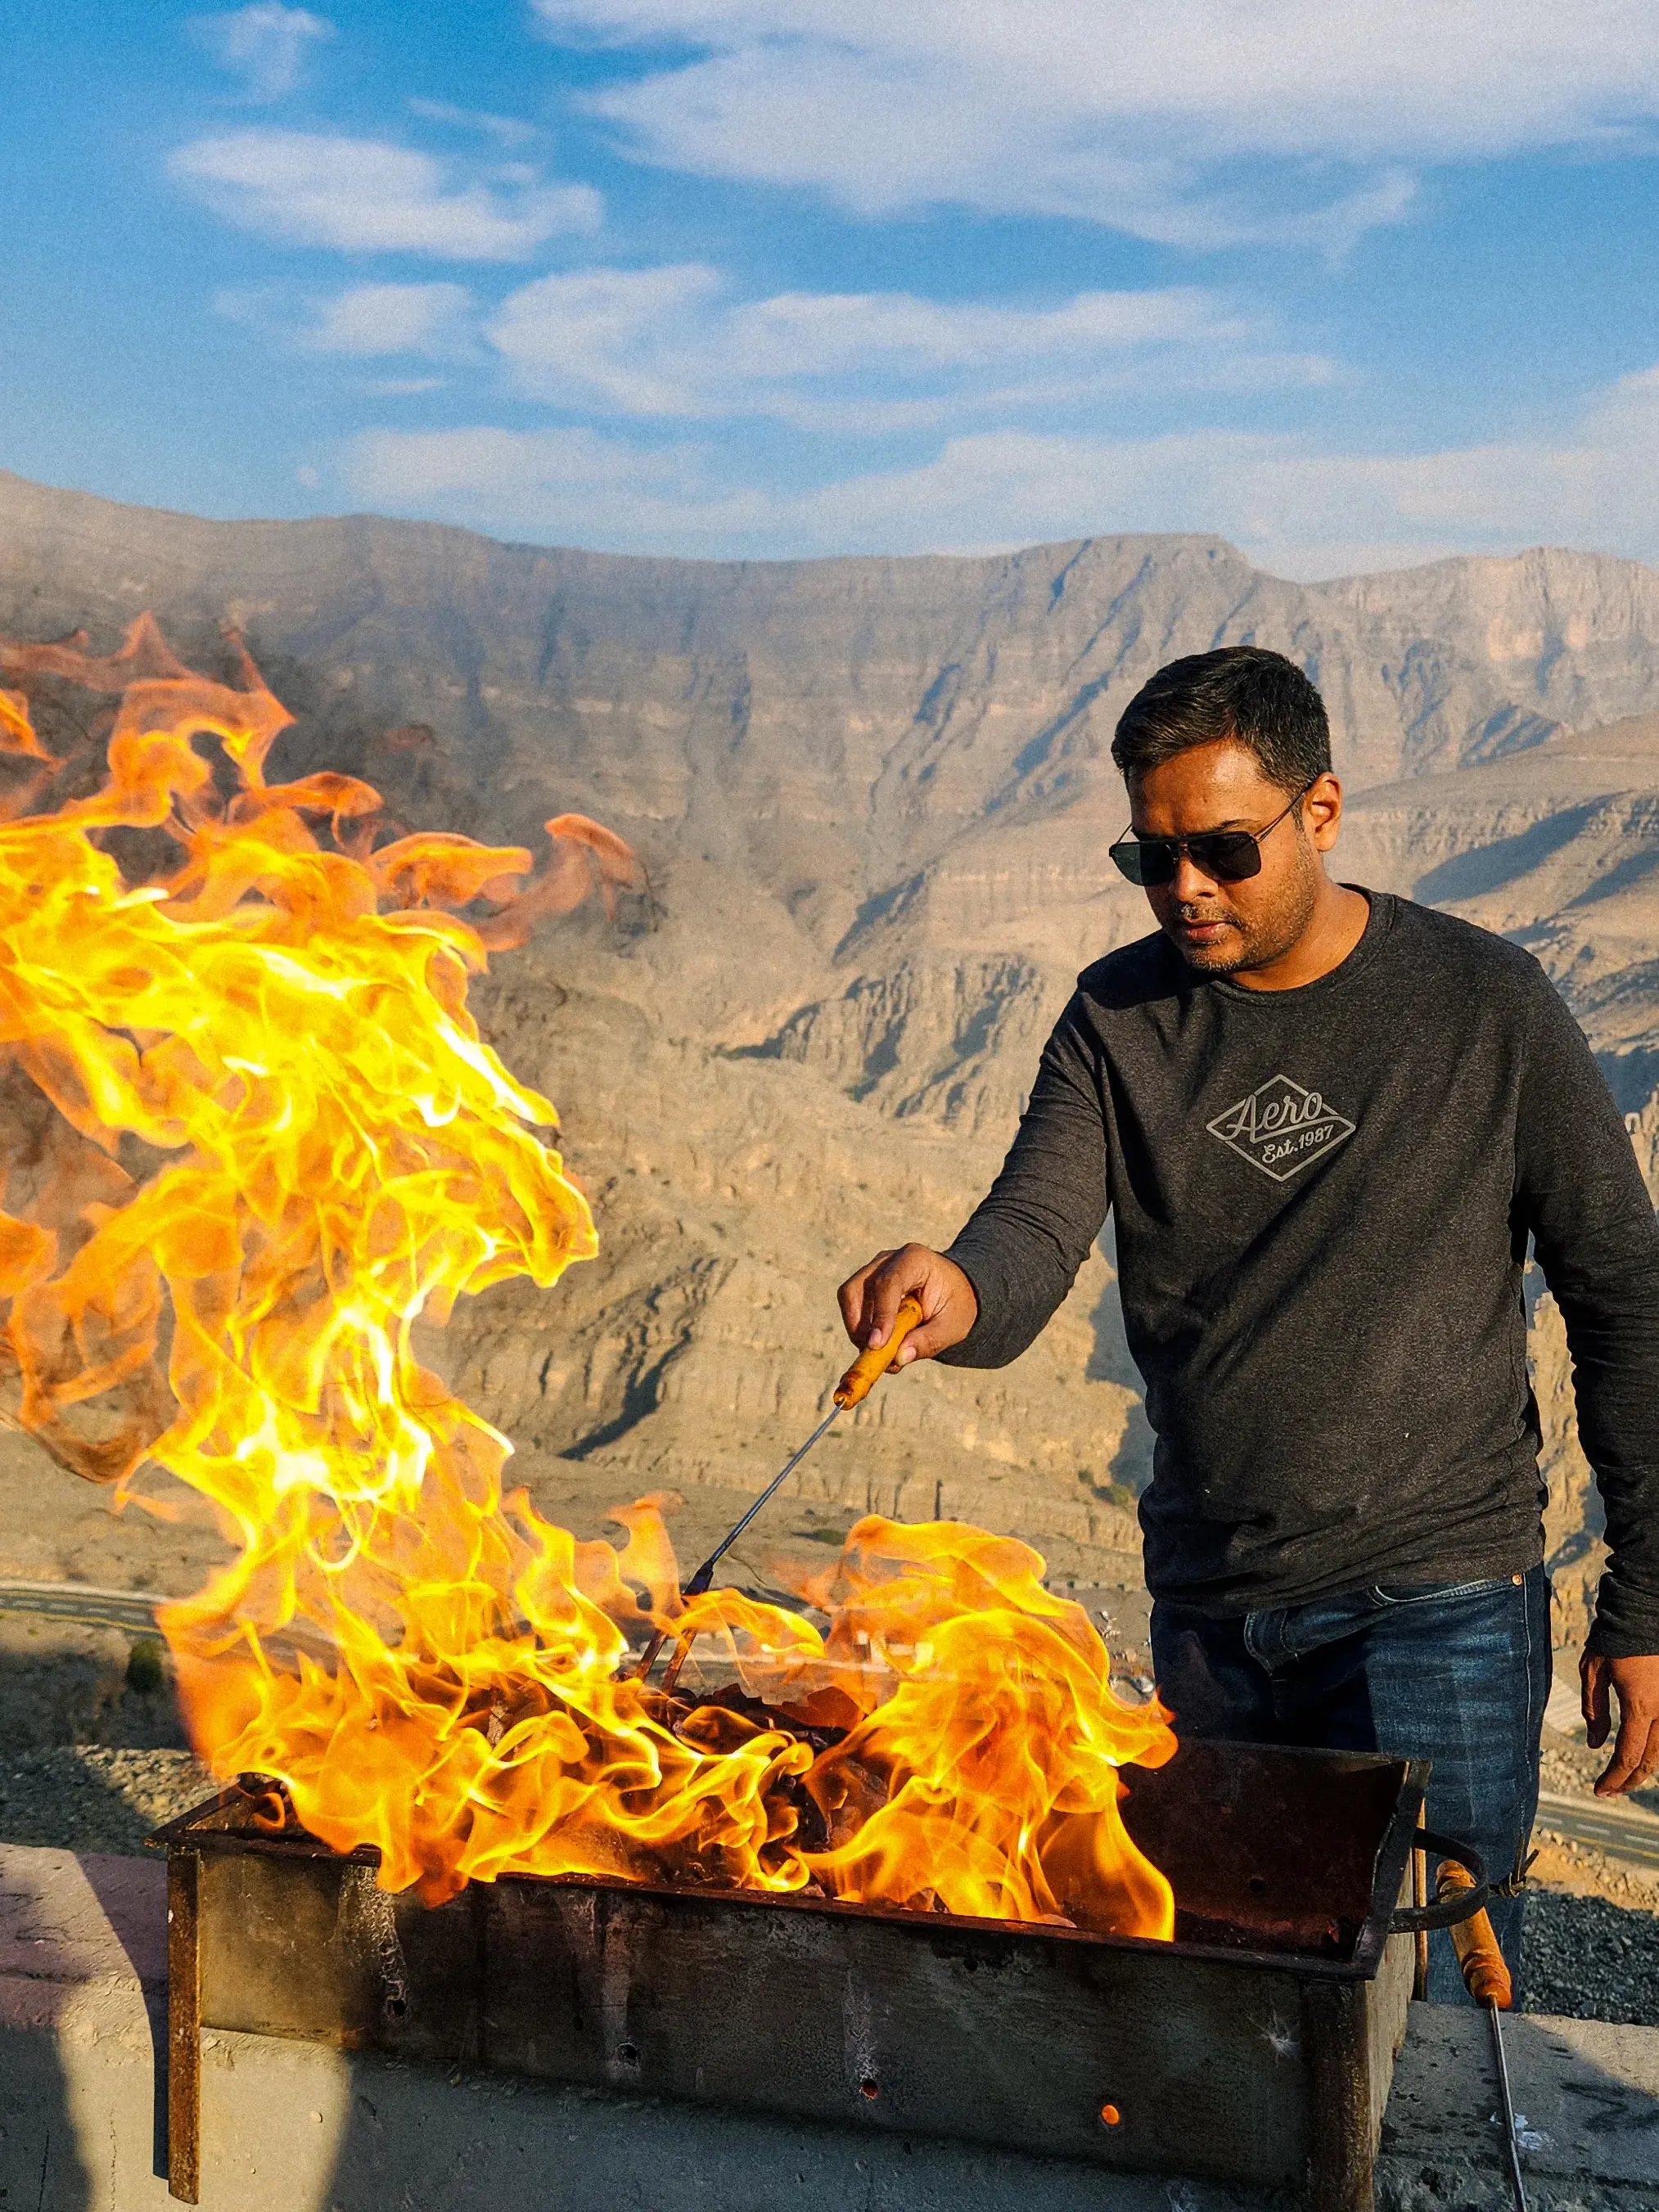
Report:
837,995,1111,1370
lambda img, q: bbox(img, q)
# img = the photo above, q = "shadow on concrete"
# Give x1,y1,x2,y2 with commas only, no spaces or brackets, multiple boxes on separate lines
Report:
79,1850,172,2183
309,2009,1659,2210
1382,1999,1659,2205
1,2039,96,2211
0,1852,102,2212
312,2057,1286,2212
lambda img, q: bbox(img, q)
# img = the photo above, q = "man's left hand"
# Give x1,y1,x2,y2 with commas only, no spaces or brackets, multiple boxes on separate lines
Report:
1582,1648,1659,1795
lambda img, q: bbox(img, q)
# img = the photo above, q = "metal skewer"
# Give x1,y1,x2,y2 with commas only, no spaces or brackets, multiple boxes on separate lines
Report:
1436,1858,1528,2211
630,1295,925,1693
1485,1995,1528,2212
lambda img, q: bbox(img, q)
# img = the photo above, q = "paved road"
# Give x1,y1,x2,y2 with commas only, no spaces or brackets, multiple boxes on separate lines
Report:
1535,1789,1659,1872
0,1576,334,1665
0,1577,166,1634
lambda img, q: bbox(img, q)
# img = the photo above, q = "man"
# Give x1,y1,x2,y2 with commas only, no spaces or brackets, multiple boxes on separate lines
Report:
839,645,1659,2003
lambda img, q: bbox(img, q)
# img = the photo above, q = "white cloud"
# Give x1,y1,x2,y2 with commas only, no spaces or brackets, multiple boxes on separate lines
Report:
780,376,1659,576
489,264,724,414
191,3,332,100
350,424,726,541
407,99,540,150
482,264,1325,425
214,279,476,356
345,362,1659,574
530,0,1659,244
170,129,602,259
302,282,475,355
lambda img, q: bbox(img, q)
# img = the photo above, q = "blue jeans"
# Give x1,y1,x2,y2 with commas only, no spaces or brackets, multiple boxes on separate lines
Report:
1149,1566,1551,2006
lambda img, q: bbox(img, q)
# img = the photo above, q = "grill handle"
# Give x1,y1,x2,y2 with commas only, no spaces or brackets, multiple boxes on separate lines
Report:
1389,1830,1490,1934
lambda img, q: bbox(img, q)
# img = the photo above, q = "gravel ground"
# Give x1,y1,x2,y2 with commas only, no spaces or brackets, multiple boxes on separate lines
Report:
1521,1718,1659,2021
0,1744,213,1854
1525,1883,1659,2024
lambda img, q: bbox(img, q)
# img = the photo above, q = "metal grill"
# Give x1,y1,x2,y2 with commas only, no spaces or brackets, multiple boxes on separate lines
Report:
156,1738,1432,2210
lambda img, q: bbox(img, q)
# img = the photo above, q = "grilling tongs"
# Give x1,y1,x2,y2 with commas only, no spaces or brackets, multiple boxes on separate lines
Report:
630,1295,925,1695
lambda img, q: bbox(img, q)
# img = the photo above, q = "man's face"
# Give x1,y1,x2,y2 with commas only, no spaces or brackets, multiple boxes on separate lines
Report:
1126,741,1341,975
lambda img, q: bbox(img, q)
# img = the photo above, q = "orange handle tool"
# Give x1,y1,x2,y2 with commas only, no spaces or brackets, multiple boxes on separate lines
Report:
1437,1858,1529,2208
835,1296,925,1408
635,1295,926,1692
1437,1858,1513,2009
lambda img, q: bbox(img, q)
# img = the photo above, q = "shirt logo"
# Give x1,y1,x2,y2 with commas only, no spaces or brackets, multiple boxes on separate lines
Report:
1206,1073,1355,1183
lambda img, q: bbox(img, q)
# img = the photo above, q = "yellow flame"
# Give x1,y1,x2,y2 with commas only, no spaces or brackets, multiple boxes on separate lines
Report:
0,621,1174,1932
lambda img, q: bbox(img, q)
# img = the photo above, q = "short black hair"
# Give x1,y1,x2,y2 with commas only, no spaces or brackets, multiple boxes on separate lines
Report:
1110,646,1331,794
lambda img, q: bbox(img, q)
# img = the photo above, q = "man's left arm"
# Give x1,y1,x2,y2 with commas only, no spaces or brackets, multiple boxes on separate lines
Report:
1520,978,1659,1795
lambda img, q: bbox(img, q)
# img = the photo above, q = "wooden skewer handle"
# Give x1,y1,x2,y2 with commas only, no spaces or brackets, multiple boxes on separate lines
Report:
1436,1858,1513,2009
835,1296,925,1408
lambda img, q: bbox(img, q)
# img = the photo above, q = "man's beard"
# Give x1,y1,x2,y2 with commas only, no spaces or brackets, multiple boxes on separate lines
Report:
1168,904,1250,971
1160,855,1319,975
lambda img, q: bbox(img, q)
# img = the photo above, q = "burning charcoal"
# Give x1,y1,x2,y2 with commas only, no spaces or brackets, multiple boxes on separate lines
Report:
633,1687,690,1728
674,1702,775,1754
678,1682,848,1755
772,1689,858,1747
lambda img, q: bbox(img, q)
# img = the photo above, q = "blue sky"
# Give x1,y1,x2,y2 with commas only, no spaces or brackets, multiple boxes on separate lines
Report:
8,1,1659,574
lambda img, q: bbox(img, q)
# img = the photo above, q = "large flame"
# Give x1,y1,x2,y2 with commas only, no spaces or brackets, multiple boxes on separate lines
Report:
0,622,1175,1936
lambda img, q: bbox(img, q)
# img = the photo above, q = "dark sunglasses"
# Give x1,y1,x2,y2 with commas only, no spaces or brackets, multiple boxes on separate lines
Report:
1108,781,1315,889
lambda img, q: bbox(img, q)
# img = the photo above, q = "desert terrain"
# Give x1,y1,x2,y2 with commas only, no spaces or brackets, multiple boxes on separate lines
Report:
2,466,1658,1672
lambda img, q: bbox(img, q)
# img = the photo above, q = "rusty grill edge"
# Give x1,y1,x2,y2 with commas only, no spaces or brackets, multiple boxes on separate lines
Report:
154,1739,1431,2210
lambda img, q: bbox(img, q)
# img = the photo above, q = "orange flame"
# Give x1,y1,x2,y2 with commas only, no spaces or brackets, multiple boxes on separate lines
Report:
0,622,1174,1935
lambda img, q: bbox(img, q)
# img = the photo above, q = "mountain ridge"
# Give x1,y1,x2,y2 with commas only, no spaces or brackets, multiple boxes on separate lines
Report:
2,469,1656,1656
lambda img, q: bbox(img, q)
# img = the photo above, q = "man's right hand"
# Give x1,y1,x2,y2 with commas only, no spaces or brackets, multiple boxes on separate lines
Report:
837,1244,979,1367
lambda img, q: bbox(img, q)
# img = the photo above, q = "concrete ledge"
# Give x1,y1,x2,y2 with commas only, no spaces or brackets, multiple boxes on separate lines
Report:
1383,2010,1659,2209
3,1844,1659,2210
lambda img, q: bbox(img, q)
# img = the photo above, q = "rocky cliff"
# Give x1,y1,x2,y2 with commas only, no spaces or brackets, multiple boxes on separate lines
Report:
2,470,1657,1647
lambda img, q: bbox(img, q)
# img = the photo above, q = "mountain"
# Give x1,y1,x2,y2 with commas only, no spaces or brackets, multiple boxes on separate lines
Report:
2,469,1656,1651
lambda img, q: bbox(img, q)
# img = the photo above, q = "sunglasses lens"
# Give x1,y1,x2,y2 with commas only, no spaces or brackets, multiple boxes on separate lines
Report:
1111,828,1267,886
1194,832,1263,883
1109,838,1174,887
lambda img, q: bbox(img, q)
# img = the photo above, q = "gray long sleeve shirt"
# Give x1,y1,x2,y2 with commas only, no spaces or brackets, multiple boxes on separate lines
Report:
939,892,1659,1657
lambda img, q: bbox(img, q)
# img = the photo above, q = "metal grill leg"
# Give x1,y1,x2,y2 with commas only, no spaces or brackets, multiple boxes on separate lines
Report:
167,1850,201,2205
1301,1980,1376,2212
